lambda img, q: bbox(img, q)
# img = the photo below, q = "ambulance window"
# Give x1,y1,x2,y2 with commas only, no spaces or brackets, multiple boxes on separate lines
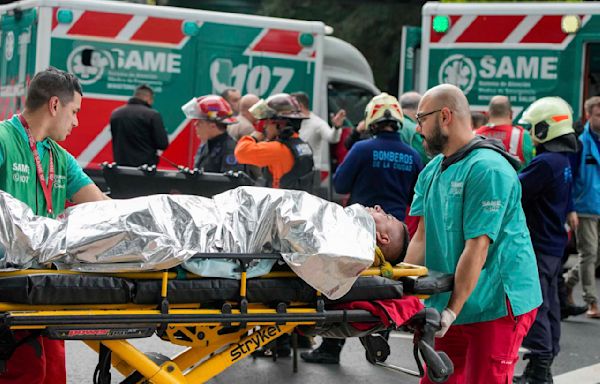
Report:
327,82,375,126
586,44,600,99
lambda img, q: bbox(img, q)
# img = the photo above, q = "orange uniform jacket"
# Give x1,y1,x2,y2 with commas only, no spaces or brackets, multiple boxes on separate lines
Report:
234,134,297,188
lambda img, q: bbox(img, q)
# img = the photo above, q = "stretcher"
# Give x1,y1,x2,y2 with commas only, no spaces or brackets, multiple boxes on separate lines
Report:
0,253,455,383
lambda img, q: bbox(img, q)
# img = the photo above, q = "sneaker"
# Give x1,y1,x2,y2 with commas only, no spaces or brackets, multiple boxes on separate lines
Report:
300,347,340,364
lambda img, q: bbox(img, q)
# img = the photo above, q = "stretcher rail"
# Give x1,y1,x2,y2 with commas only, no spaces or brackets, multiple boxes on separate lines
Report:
1,310,379,327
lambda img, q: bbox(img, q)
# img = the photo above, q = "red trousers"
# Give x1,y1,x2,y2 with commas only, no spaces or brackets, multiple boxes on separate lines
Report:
0,332,66,384
421,307,537,384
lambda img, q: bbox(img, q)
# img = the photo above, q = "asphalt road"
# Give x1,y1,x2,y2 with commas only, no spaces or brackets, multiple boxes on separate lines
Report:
66,278,600,383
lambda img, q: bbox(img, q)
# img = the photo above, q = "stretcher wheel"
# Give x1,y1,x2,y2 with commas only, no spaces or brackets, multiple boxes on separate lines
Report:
361,334,390,364
426,351,453,383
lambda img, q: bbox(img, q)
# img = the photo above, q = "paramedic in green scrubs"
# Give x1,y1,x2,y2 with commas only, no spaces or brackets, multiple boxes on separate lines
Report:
404,84,542,384
0,67,108,384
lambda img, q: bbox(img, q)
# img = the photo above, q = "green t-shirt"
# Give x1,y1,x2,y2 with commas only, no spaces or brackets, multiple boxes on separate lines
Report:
410,148,542,325
399,117,432,165
0,115,92,218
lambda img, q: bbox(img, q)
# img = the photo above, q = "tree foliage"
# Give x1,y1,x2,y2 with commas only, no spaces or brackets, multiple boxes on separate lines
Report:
258,0,423,94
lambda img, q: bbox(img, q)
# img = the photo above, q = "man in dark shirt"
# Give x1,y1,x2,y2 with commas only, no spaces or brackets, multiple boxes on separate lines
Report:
181,94,245,173
515,97,579,384
110,85,169,167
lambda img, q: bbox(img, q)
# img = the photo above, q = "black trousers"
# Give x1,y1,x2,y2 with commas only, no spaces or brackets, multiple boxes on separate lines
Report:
522,254,562,359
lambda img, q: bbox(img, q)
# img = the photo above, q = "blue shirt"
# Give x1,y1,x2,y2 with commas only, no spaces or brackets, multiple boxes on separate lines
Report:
0,115,92,199
569,123,600,178
333,131,423,220
570,123,600,216
519,151,573,257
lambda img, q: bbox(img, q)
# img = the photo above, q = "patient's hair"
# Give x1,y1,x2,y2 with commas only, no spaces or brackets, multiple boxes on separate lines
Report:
381,221,409,265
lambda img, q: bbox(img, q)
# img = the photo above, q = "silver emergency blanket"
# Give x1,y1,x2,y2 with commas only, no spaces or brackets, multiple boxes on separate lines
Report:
0,187,375,299
0,190,66,269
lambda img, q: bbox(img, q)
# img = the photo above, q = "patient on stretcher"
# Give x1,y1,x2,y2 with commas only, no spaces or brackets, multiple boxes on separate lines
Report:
0,187,408,300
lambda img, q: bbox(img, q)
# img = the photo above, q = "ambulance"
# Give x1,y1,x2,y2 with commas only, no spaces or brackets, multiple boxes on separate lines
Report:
0,0,378,188
399,2,600,121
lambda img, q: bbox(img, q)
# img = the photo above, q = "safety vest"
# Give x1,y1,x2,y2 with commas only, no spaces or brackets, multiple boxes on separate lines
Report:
476,124,526,163
264,136,315,192
0,119,68,218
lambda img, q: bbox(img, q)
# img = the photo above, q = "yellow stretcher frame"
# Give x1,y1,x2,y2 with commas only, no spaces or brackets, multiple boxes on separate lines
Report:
0,263,429,384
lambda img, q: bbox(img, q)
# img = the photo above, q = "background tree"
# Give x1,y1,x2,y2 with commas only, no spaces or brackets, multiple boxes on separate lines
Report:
258,0,423,94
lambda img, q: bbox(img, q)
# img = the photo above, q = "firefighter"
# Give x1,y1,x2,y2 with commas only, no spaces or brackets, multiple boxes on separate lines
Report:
234,93,315,192
181,95,245,173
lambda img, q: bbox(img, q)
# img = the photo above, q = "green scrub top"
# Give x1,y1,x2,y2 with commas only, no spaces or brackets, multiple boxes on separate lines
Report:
399,117,432,165
0,115,92,217
410,148,542,325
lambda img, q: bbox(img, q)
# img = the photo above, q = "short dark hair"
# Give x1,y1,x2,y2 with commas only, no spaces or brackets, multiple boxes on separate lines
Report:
291,92,310,109
134,84,154,98
25,67,82,111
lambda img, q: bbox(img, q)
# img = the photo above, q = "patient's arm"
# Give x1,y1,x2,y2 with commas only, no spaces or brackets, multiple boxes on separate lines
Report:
404,216,425,266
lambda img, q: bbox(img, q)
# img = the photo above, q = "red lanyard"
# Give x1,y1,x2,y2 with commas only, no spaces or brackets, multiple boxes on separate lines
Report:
18,114,54,215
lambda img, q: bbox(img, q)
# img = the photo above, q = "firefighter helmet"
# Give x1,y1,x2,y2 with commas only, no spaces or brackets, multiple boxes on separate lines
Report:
181,95,237,124
520,97,575,143
249,93,306,121
364,92,404,129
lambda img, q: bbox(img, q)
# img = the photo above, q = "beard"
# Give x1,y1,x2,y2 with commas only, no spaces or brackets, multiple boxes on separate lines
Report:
422,119,448,156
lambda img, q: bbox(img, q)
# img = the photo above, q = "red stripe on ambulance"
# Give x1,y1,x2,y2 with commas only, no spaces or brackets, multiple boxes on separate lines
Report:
51,8,58,30
63,98,125,158
130,17,186,45
252,29,303,55
67,11,133,38
161,122,199,170
519,15,567,44
456,15,525,43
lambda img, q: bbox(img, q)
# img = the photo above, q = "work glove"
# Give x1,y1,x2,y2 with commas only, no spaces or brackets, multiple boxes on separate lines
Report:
435,308,457,338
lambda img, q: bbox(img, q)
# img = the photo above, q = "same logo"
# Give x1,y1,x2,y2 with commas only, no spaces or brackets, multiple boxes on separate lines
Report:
438,54,476,95
67,45,114,85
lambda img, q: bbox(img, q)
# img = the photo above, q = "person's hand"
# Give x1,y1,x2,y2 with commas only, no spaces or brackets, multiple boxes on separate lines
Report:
435,308,457,338
567,211,579,231
332,109,347,128
356,120,367,133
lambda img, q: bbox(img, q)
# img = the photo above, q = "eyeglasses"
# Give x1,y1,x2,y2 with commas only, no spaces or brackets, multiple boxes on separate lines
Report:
415,109,442,126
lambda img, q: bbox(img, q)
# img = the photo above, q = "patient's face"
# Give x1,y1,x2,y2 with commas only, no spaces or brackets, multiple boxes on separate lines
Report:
365,205,406,262
366,205,402,235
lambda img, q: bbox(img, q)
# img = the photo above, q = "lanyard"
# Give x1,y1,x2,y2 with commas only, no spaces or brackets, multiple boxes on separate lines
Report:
18,114,54,215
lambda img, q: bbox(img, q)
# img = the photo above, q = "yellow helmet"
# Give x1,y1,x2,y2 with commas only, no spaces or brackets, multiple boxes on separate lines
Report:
520,97,575,143
364,93,404,130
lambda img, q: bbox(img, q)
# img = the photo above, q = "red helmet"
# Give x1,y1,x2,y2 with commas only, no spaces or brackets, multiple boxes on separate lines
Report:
181,95,237,124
